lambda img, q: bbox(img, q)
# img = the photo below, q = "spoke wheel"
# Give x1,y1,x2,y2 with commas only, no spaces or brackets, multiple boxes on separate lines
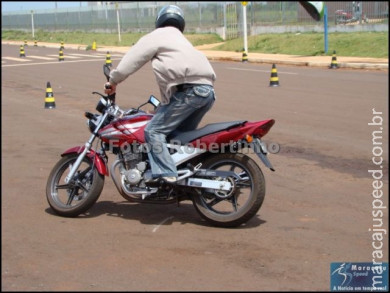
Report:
192,153,265,227
46,154,104,217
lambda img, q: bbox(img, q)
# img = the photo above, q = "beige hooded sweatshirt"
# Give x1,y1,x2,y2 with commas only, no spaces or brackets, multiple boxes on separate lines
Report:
109,26,216,105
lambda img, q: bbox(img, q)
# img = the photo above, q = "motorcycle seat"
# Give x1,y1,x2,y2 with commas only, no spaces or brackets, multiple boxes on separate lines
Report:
168,120,247,145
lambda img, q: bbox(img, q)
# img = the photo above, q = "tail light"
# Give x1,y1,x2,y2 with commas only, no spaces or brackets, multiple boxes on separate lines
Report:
254,119,275,137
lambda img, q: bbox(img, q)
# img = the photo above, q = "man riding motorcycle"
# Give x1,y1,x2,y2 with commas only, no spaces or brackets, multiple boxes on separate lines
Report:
104,5,216,184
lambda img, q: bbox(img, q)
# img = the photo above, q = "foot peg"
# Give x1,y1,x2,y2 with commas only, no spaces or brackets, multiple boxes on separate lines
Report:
177,163,202,181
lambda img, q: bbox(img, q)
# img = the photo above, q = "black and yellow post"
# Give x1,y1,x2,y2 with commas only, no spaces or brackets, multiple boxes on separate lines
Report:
242,49,248,63
19,45,26,57
34,40,38,47
60,41,64,50
59,48,64,61
105,51,112,67
44,82,56,109
24,40,28,46
329,50,339,69
269,64,280,87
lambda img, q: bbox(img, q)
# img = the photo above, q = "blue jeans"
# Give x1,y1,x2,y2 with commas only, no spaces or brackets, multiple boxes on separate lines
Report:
144,85,215,178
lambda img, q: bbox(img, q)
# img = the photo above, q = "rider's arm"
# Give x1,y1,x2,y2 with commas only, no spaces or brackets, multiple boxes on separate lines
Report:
109,32,159,85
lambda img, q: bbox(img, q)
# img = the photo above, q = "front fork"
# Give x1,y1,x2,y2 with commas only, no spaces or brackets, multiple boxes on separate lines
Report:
65,112,109,183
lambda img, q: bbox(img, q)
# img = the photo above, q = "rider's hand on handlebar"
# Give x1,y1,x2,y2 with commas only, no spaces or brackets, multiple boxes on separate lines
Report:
104,82,117,95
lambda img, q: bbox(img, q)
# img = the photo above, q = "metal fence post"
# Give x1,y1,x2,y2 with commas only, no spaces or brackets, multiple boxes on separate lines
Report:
223,2,227,40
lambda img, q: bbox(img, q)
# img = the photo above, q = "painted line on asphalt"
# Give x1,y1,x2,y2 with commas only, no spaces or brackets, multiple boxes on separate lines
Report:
47,54,81,59
2,57,30,62
1,57,122,68
27,55,57,60
69,53,106,58
152,216,174,233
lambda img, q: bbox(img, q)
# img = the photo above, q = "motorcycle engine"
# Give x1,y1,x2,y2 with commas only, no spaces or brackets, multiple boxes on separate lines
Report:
121,150,146,185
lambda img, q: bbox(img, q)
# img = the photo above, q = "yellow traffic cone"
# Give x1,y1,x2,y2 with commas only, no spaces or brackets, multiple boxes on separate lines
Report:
269,64,280,87
60,41,64,50
34,40,38,47
19,45,26,57
24,40,28,47
242,50,248,63
59,48,64,61
105,51,112,67
44,82,56,109
329,50,339,69
92,41,97,51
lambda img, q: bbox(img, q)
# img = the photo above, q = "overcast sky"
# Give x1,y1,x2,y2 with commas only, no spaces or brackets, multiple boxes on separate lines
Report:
1,1,86,12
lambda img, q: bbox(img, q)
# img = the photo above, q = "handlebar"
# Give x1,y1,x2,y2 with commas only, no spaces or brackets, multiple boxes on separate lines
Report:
95,63,159,119
92,91,143,116
92,91,116,103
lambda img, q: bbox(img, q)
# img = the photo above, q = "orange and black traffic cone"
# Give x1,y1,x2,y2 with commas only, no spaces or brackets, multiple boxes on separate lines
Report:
329,50,339,69
242,49,248,63
105,51,112,67
269,64,280,87
44,82,56,109
19,45,26,57
59,48,64,61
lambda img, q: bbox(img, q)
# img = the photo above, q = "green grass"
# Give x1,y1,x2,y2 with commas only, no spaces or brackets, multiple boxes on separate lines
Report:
215,32,388,58
1,29,223,48
2,30,387,58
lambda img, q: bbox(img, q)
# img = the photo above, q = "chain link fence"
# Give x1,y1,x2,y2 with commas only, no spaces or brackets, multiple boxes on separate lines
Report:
2,1,388,40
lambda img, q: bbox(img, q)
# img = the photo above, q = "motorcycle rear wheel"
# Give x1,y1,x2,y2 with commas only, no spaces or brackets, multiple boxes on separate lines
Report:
46,154,104,217
192,153,265,227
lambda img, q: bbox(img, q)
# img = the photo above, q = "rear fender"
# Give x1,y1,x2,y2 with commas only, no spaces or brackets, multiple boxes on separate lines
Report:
248,138,275,171
61,146,109,176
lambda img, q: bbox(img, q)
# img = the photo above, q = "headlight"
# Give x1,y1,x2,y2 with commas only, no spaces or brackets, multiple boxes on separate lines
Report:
85,112,100,133
87,118,99,133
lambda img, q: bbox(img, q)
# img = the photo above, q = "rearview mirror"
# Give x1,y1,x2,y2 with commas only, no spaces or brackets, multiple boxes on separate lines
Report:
148,95,160,108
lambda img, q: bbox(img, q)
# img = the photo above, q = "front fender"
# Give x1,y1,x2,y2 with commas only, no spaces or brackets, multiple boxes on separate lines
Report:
61,146,109,176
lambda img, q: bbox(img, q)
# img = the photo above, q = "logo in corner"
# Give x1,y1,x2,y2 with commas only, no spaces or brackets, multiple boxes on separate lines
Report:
330,262,388,292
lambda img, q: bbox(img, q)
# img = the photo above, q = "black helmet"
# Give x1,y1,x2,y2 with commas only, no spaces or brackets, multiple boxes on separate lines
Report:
155,5,185,33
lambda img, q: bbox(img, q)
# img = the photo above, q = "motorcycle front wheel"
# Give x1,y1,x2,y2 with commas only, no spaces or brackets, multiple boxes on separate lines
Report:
192,153,265,228
46,154,105,217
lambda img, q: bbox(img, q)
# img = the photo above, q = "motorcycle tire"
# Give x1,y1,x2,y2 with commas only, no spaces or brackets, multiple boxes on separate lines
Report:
192,153,265,228
46,154,105,217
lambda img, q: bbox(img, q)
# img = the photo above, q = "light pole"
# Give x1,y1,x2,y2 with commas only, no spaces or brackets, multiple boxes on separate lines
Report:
31,10,35,38
241,2,248,54
324,4,328,54
116,2,121,43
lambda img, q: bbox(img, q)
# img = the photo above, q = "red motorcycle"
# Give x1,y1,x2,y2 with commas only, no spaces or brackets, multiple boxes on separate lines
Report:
335,2,368,25
46,65,275,227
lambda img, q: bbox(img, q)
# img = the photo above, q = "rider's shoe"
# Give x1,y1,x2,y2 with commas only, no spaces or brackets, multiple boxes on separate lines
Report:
162,176,177,184
144,170,177,184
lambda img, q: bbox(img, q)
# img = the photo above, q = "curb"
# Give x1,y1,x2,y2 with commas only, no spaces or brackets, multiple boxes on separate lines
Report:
208,56,387,70
206,55,388,70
